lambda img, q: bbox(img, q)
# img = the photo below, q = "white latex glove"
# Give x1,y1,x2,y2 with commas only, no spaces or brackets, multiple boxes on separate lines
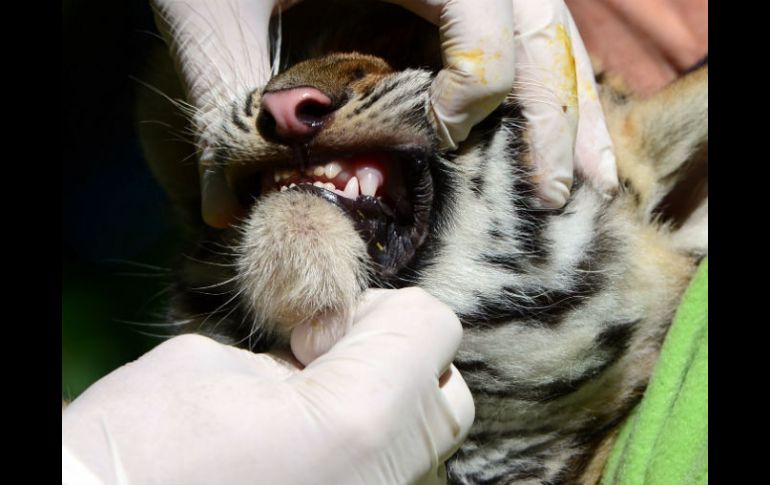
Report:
387,0,618,207
152,0,618,226
152,0,285,228
62,288,474,485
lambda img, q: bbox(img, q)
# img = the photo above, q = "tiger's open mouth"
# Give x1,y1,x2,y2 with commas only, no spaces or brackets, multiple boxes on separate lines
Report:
239,148,434,279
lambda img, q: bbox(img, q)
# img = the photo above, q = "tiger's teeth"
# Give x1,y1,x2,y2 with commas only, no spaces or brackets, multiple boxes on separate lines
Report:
343,176,359,199
324,162,342,179
289,183,297,189
324,182,336,191
313,165,325,177
357,167,382,197
280,185,288,192
313,181,324,188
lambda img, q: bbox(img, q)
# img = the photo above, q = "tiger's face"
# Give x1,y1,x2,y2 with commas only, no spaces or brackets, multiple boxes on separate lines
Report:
236,52,438,278
217,48,514,341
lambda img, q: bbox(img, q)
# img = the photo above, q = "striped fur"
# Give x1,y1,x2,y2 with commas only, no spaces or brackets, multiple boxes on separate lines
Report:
139,1,707,483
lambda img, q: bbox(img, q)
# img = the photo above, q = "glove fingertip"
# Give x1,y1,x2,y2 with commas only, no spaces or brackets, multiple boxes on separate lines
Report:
535,176,573,209
595,148,620,196
577,145,619,197
437,365,475,459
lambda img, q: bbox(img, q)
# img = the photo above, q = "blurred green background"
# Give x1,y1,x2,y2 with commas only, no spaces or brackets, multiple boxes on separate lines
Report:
63,0,183,400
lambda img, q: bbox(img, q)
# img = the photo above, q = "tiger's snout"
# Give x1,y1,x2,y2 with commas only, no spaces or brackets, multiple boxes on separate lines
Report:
256,53,394,145
259,87,334,142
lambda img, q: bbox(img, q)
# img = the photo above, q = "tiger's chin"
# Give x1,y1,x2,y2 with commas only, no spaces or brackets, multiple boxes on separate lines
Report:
235,190,371,341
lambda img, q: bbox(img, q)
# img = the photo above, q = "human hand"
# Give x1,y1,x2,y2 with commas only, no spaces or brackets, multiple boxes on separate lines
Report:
151,0,287,228
62,288,474,485
567,0,707,96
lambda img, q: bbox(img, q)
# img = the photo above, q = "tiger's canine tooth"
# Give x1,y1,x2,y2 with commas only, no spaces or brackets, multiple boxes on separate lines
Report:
343,176,359,199
324,162,342,179
357,168,381,197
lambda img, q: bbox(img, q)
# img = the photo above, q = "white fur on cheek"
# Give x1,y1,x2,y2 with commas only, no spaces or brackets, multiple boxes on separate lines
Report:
235,191,371,341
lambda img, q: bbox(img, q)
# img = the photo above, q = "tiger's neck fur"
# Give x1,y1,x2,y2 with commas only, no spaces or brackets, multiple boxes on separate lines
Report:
406,102,697,483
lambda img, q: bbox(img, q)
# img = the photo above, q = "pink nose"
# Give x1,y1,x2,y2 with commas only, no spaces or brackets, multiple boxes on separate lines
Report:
260,87,333,140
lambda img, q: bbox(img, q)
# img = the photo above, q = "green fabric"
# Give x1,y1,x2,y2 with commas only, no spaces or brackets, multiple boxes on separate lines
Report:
602,258,708,485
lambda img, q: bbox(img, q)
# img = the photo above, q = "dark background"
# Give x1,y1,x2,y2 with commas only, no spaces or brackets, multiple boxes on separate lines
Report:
63,0,182,399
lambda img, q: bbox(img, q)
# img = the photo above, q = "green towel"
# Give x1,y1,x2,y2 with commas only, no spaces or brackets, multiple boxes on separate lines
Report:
602,258,708,485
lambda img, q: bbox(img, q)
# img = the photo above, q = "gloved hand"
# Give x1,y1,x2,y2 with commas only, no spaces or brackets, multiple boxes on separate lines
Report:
151,0,617,225
62,288,474,485
386,0,617,208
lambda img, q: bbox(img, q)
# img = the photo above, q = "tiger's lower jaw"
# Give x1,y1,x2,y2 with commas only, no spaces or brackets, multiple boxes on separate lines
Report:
234,190,372,341
233,147,435,340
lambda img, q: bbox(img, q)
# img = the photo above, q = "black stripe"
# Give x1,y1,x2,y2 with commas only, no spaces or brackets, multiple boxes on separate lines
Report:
488,228,505,241
468,101,523,155
454,357,495,373
468,319,638,401
400,98,431,132
449,455,548,485
510,173,559,262
354,82,378,105
350,76,401,116
469,175,484,196
231,103,251,133
595,319,637,352
220,124,237,143
551,407,645,485
480,253,524,273
469,152,487,197
493,126,559,265
377,90,420,116
243,88,258,117
467,423,560,443
461,200,616,328
482,177,579,269
476,462,547,484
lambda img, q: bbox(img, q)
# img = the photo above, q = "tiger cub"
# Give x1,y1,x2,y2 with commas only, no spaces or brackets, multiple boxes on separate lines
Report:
138,1,707,483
